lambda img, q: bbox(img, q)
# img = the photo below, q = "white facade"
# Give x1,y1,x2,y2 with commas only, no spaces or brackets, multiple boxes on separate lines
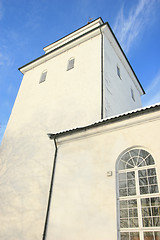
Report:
0,18,154,240
47,105,160,240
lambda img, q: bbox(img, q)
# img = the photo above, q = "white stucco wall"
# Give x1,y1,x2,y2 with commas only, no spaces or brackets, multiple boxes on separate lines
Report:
0,20,146,240
0,33,102,239
46,109,160,240
103,33,142,117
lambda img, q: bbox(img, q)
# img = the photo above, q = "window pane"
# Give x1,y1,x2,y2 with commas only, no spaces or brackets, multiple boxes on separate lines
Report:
120,209,128,218
119,173,126,180
138,169,147,177
119,180,127,188
145,155,155,165
149,185,158,194
119,188,127,197
119,160,126,170
141,207,151,216
120,232,129,240
129,218,139,227
140,186,149,194
126,163,134,169
138,160,146,167
151,207,160,216
129,208,138,217
151,197,160,206
147,168,156,176
139,177,148,186
141,198,150,207
128,187,136,196
155,232,160,240
130,232,140,240
142,217,153,227
130,149,139,157
128,159,134,167
153,217,160,226
148,176,157,184
128,199,137,208
144,232,154,240
128,179,135,187
132,157,138,166
127,172,135,179
120,219,128,228
139,149,149,159
121,152,130,162
120,200,128,209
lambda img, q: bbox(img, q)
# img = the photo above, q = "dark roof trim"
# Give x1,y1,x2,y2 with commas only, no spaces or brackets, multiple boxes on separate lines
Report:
106,22,145,94
18,18,104,71
43,17,104,50
18,19,144,94
48,104,160,139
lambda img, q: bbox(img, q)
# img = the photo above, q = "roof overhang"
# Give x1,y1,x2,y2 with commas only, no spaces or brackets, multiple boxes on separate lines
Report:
18,18,145,95
48,103,160,141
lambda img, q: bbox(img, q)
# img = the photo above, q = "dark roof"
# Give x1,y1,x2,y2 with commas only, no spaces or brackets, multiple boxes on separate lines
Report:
48,103,160,139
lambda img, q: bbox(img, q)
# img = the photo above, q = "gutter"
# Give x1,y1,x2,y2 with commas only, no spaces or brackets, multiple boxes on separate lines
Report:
48,104,160,140
42,137,58,240
100,27,104,119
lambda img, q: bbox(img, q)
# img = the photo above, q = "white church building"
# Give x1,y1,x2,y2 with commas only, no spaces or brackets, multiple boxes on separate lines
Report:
0,18,160,240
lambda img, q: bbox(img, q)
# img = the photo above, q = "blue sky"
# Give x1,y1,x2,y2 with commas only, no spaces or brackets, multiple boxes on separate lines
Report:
0,0,160,143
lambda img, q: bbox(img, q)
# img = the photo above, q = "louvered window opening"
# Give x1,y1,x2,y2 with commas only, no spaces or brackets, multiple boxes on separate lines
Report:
39,71,47,83
67,58,75,71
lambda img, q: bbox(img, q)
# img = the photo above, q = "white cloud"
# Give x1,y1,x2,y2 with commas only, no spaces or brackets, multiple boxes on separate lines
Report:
142,70,160,106
113,0,157,53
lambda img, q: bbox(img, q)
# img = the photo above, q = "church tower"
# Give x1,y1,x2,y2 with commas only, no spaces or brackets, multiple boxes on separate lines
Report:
0,18,145,240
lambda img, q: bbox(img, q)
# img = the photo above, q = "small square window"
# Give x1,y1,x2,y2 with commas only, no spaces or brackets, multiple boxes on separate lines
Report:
117,66,121,78
67,58,75,71
39,71,47,84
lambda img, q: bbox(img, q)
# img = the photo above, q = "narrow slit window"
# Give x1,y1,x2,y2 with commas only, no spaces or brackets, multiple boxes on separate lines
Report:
67,58,75,71
117,66,121,79
39,71,47,84
131,88,135,101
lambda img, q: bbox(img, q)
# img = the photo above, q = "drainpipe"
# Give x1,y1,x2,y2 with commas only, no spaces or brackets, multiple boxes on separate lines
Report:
42,137,58,240
100,27,104,119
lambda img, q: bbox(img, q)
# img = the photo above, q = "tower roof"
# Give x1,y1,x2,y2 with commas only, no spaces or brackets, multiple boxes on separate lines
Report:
19,17,145,95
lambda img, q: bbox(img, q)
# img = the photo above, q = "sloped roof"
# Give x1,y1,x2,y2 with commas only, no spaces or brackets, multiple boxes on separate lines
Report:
48,103,160,139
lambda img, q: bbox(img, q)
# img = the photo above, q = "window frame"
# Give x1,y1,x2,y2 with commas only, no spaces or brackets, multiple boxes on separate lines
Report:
117,65,121,79
67,57,75,71
39,70,47,84
117,148,160,240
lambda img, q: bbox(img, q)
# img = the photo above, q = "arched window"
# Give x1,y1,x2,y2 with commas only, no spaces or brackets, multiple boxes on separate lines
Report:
117,148,160,240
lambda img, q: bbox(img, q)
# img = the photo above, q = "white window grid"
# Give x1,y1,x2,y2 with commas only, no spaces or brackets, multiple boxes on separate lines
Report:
117,149,160,240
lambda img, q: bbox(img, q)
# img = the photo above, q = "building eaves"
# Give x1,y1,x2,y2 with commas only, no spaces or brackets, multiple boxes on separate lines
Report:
48,103,160,139
18,19,105,72
43,17,104,50
18,19,145,94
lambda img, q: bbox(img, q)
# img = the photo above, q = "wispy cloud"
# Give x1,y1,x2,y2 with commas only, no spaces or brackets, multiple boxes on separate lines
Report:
113,0,157,53
142,70,160,106
0,51,13,66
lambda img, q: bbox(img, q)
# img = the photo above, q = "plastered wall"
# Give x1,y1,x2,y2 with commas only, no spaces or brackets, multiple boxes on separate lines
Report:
46,110,160,240
103,33,142,117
